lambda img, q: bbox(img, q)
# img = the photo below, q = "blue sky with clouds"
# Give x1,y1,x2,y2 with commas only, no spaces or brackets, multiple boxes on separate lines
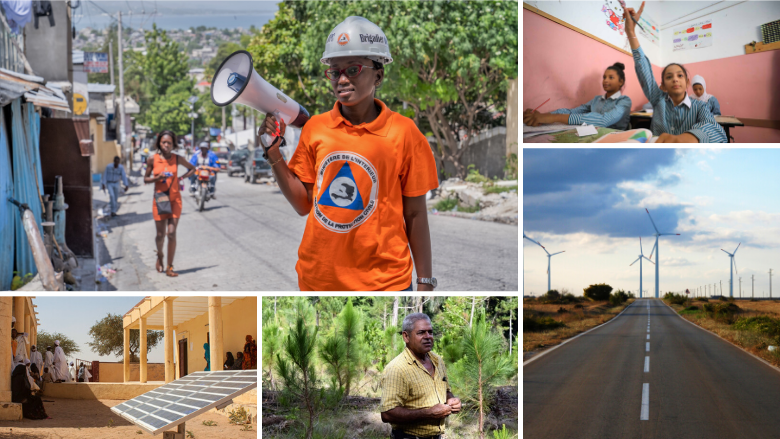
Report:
523,149,780,298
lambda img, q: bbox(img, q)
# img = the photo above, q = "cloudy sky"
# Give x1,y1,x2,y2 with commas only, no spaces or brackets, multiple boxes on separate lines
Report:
523,148,780,298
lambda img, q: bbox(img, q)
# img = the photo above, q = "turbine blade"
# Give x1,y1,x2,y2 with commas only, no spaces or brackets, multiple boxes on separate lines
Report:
639,237,644,255
643,256,655,265
630,257,641,266
733,257,738,275
550,251,565,257
646,208,660,233
721,249,730,255
649,240,657,260
733,242,741,255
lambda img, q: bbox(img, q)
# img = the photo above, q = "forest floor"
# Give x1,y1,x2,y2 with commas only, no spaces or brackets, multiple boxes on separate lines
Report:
523,299,635,361
261,385,518,439
664,297,780,368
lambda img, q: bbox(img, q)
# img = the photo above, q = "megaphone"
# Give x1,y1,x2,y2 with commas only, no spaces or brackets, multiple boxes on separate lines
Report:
211,50,310,133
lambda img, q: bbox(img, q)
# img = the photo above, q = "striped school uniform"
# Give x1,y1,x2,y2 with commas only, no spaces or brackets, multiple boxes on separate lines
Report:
633,47,727,143
705,96,722,116
551,91,632,130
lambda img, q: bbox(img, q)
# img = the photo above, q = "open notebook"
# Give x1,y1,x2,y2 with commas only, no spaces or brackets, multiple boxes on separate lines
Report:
593,128,658,143
523,123,582,137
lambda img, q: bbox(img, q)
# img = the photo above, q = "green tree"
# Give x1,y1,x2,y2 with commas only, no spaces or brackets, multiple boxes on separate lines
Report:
262,321,282,391
36,331,79,357
276,316,325,439
451,311,514,439
317,298,365,396
87,313,164,363
584,283,614,301
144,79,197,135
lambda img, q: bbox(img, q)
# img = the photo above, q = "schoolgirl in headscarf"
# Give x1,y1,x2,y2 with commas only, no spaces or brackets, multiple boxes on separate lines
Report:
690,75,721,116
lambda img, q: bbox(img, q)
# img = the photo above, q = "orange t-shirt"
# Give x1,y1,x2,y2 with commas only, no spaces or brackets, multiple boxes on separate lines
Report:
287,99,439,291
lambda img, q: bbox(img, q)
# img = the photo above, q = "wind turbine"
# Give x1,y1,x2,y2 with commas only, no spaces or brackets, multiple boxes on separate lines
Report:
523,233,565,293
630,237,655,299
646,209,681,298
721,243,741,298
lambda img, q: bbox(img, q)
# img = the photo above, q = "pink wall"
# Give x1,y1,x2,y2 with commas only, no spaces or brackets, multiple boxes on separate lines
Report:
523,9,780,143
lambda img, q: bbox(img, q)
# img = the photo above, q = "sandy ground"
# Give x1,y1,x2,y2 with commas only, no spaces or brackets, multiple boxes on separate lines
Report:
0,398,256,438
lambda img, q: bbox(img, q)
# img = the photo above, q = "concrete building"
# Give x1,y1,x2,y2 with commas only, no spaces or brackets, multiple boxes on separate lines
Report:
0,297,40,420
88,84,122,176
122,297,257,384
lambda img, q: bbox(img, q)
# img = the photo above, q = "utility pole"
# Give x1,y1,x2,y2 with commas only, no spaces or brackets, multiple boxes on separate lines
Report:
770,269,774,299
117,12,128,168
108,38,114,86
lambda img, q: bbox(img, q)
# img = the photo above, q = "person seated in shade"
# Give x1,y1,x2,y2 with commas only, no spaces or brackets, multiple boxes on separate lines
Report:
224,352,235,370
12,362,49,419
232,352,244,371
243,335,257,370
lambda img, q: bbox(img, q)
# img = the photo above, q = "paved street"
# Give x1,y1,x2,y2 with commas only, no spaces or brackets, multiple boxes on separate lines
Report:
90,158,518,291
523,299,780,439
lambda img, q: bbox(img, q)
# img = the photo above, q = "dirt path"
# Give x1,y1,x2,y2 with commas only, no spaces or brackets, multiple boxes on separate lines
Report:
0,398,256,438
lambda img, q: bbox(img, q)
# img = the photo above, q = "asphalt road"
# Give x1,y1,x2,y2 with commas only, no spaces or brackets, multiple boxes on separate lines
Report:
91,158,518,291
523,298,780,439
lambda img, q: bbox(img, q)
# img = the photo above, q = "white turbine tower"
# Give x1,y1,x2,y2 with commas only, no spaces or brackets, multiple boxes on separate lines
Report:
523,233,565,293
721,243,741,298
645,209,680,298
630,237,655,299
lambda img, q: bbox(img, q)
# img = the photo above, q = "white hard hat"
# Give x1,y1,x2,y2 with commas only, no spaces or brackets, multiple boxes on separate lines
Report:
321,16,393,65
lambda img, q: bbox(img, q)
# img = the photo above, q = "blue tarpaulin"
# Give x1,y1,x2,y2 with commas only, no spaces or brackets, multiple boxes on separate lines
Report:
0,106,13,290
10,98,42,278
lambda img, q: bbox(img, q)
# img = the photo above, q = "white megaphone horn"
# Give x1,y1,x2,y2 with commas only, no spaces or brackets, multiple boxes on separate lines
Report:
211,50,310,131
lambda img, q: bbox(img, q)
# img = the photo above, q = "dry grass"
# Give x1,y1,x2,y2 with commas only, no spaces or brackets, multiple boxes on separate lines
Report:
523,299,635,359
666,298,780,368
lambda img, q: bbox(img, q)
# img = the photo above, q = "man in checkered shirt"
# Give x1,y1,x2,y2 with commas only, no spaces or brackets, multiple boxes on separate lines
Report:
379,313,462,439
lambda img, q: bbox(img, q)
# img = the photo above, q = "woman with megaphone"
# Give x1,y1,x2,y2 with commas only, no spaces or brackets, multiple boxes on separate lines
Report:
261,16,439,292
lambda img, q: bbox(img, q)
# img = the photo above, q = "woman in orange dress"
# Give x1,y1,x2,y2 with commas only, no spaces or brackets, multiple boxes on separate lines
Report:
143,130,195,277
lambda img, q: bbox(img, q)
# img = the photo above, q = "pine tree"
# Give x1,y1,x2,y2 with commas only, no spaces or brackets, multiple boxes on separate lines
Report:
261,322,281,391
318,298,365,396
276,316,321,439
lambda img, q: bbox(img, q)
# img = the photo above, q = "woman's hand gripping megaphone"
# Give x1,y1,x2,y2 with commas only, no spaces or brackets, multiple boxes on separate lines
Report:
261,113,287,150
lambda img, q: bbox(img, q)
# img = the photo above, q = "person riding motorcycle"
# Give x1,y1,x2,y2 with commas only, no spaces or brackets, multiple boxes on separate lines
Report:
188,142,220,198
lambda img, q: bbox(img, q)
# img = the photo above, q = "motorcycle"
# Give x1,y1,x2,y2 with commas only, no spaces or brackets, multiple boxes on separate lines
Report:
193,166,218,212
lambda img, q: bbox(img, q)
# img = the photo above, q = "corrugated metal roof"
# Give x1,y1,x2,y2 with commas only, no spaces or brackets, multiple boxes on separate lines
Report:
0,69,70,112
88,83,115,94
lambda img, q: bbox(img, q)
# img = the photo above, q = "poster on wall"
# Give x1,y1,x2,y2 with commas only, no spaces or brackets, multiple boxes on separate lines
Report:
673,19,713,51
601,0,627,37
637,14,660,46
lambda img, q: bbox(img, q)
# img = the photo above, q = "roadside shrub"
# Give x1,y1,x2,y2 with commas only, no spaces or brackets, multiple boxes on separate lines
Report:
557,307,568,314
574,303,583,309
698,297,709,302
664,293,687,305
523,310,565,332
684,306,699,311
583,283,613,301
609,290,629,306
563,293,578,303
544,290,561,301
732,316,780,344
702,302,741,324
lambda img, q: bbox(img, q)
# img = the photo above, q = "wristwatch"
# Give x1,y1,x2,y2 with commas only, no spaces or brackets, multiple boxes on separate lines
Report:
416,277,437,289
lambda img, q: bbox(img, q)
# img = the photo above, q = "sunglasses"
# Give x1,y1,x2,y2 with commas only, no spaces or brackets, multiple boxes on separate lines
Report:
325,64,375,81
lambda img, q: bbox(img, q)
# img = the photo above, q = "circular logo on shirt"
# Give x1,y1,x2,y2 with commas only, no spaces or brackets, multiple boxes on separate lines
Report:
314,151,378,233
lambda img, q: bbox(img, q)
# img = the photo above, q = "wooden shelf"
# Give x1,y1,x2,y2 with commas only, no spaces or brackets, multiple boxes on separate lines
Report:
745,40,780,54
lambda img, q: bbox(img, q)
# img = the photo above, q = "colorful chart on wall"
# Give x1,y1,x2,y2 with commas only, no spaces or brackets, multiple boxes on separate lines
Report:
637,14,660,47
673,19,713,51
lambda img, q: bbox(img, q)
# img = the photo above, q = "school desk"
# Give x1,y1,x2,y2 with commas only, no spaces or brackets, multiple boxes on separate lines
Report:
629,112,744,143
523,127,620,143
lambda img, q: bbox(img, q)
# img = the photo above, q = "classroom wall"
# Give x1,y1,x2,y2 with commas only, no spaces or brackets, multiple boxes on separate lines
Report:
682,50,780,143
660,1,780,65
523,8,664,114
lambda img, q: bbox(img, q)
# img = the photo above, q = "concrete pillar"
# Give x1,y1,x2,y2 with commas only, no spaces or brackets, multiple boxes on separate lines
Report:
13,297,24,334
123,326,130,383
208,297,223,371
24,314,31,356
164,298,174,383
139,317,147,383
0,297,13,402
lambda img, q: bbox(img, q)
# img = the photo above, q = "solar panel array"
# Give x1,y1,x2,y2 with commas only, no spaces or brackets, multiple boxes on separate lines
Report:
110,370,257,435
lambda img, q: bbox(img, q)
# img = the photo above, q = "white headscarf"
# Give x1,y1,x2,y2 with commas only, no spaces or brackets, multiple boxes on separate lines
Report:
55,340,60,346
690,75,712,103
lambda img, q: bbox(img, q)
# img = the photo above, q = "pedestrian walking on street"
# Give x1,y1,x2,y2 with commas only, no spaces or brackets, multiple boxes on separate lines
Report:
144,130,196,277
101,156,129,217
261,16,439,291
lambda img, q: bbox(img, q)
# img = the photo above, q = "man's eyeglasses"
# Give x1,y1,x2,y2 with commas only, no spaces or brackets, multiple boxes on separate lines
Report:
325,64,375,81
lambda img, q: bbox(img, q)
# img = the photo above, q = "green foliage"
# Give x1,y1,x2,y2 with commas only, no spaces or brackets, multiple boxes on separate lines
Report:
262,322,282,390
522,312,565,332
701,302,740,324
732,316,780,344
201,420,217,426
317,299,366,396
37,330,79,357
493,424,513,439
663,292,687,305
609,290,629,306
465,164,491,184
450,311,515,438
87,313,163,362
10,273,34,290
434,197,458,212
228,406,249,425
484,185,518,195
504,152,518,180
457,204,481,213
583,283,613,301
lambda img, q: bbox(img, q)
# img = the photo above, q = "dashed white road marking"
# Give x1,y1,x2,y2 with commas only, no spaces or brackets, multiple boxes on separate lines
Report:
644,356,650,372
641,383,650,420
646,342,650,352
647,334,650,339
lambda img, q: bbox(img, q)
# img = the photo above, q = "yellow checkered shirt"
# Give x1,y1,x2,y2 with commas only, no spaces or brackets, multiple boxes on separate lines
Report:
379,347,452,437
